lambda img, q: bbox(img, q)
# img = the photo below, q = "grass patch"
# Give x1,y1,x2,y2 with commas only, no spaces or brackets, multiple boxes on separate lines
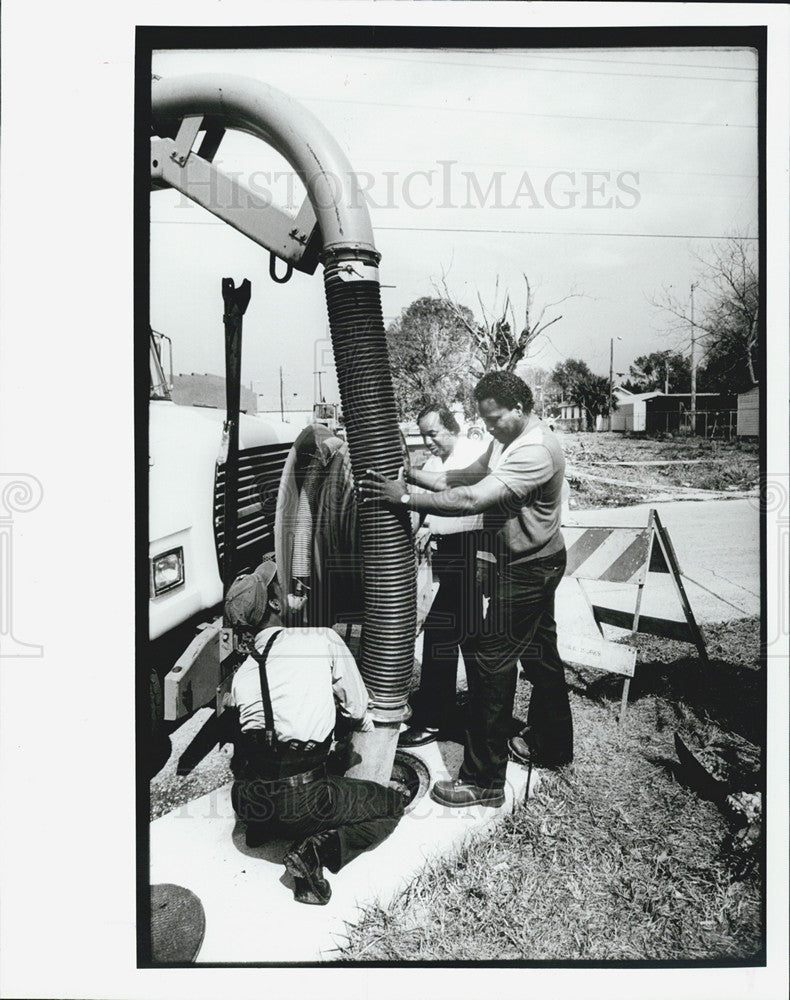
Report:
339,617,763,962
561,433,759,508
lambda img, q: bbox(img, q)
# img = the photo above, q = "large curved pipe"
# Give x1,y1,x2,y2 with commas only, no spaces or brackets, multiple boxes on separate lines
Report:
152,76,416,777
152,73,375,255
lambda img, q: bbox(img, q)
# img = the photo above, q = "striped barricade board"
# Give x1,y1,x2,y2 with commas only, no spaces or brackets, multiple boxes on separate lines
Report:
560,509,708,721
563,525,661,584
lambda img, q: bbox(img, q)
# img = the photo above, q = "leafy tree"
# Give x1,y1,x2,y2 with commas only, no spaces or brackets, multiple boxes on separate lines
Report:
622,350,691,393
552,359,591,400
551,359,614,430
386,297,474,419
388,273,583,420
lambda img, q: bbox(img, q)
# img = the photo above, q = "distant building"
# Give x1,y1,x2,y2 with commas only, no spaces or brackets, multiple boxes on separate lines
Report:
607,390,739,437
610,389,662,433
171,373,258,413
644,393,737,437
558,387,636,432
557,401,586,432
736,385,759,438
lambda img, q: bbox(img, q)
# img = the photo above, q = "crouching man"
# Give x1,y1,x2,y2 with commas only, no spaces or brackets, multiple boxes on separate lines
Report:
223,560,405,906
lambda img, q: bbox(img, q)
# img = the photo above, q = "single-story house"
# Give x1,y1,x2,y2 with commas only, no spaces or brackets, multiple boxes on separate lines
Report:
557,401,585,431
610,389,663,433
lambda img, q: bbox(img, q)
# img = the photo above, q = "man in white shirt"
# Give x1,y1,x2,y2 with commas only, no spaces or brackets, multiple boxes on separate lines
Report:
224,560,405,905
399,404,486,748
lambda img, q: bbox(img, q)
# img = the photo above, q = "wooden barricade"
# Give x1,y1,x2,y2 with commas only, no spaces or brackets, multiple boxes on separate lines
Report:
561,508,708,722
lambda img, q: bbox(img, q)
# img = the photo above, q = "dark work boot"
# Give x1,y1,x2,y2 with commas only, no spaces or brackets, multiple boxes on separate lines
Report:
398,725,440,748
430,778,505,808
311,829,343,874
508,728,572,769
292,877,329,906
284,836,332,905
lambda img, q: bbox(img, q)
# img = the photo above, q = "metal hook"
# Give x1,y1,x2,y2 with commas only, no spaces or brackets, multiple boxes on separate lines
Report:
269,253,293,284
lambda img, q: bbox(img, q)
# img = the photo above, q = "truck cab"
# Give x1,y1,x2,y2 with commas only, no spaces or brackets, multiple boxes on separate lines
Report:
148,331,296,766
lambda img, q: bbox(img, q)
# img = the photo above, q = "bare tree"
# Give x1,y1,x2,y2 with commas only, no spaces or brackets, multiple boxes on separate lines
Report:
651,236,758,393
433,269,583,378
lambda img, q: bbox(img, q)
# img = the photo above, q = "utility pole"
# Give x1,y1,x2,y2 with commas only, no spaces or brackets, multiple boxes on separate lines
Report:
608,336,621,430
665,357,670,394
314,370,326,403
279,366,284,420
690,282,697,435
609,337,614,432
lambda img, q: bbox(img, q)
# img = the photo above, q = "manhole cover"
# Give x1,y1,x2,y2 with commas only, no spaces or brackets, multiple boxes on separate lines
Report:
150,883,205,963
389,750,431,813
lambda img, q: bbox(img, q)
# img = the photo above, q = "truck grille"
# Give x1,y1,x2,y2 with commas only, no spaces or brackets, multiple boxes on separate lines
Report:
214,442,293,577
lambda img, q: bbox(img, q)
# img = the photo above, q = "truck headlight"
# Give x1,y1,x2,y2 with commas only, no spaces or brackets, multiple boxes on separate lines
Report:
150,547,184,596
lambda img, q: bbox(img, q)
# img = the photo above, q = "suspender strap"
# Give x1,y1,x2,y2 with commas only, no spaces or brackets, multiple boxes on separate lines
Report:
250,629,284,748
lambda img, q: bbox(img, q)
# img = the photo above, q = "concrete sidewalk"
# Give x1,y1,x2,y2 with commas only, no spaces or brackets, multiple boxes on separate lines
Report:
150,740,540,963
557,498,759,635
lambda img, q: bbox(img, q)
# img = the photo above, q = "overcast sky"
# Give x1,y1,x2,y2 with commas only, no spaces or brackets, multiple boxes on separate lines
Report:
150,46,758,412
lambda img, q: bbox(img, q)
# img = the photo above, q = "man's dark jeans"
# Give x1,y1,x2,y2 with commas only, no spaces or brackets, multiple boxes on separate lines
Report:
232,774,405,871
460,548,572,790
413,531,482,732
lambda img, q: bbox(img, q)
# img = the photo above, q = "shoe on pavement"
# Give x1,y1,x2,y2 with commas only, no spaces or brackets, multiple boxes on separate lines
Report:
430,778,505,808
508,735,572,769
399,725,440,748
292,877,330,906
284,836,332,905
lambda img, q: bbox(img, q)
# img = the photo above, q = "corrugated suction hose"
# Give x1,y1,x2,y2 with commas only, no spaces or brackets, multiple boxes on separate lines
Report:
322,251,416,720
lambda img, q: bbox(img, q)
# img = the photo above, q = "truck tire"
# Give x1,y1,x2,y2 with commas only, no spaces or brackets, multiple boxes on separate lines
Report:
148,669,172,778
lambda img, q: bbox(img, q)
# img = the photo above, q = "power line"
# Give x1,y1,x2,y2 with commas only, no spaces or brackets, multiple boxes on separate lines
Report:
375,226,758,240
150,219,757,241
345,51,758,84
299,94,757,130
220,149,757,180
355,157,757,181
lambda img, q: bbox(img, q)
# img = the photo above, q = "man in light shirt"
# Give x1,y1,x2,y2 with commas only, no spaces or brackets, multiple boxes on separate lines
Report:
399,404,486,748
360,372,571,809
224,560,405,905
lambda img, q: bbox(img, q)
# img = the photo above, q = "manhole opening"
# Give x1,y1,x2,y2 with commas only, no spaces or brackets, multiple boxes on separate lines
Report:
389,750,431,813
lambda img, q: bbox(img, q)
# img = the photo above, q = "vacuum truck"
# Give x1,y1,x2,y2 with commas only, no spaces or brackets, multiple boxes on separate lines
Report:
148,73,429,784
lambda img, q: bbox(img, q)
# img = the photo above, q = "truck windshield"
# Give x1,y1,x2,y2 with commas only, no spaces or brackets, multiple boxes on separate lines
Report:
150,333,171,400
